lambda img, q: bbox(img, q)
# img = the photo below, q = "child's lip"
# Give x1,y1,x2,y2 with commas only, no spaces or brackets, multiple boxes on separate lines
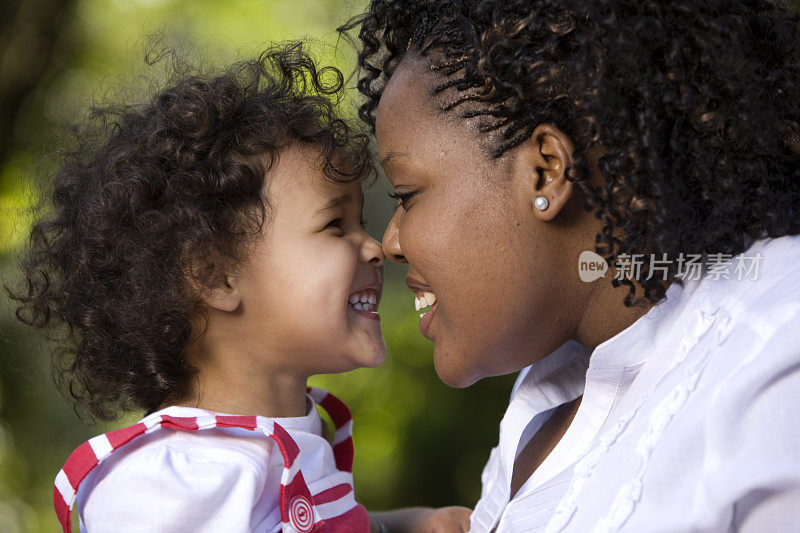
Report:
347,304,381,321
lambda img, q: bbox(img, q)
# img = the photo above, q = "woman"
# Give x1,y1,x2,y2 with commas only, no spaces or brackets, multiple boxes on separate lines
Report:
342,1,800,531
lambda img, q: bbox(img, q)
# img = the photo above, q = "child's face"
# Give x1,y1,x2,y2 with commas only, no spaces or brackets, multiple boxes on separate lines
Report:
233,144,386,376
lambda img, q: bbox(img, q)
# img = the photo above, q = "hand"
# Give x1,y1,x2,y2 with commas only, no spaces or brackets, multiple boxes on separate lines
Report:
412,506,472,533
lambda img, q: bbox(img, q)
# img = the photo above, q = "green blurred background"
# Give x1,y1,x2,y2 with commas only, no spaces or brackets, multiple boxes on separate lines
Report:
0,1,518,531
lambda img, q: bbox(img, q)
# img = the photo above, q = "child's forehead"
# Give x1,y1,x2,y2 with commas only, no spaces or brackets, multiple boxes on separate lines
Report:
302,158,363,208
311,175,363,204
266,145,363,208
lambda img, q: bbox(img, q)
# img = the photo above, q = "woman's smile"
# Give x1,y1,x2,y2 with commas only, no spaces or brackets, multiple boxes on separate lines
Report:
408,277,438,338
417,298,438,339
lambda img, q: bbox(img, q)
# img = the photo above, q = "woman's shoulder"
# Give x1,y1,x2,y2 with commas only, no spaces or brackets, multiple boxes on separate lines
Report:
685,233,800,358
694,234,800,386
709,235,800,357
682,251,800,528
724,233,800,305
684,235,800,448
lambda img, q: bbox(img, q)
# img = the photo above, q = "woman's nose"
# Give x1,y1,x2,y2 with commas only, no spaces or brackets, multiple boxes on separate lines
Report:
360,233,386,267
382,211,406,263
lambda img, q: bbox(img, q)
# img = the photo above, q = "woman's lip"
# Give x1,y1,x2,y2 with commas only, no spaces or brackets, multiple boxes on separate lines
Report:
419,300,438,339
405,275,432,293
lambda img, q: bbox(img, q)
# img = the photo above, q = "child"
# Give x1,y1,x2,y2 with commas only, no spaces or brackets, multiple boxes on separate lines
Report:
8,42,451,532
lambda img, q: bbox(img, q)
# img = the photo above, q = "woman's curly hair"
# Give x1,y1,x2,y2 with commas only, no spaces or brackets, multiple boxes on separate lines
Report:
341,0,800,305
5,42,372,421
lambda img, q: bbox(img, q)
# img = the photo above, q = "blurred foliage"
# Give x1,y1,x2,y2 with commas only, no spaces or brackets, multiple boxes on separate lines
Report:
0,1,516,531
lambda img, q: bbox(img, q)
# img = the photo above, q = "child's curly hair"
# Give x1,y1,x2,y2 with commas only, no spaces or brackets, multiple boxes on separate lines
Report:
6,42,372,421
341,0,800,305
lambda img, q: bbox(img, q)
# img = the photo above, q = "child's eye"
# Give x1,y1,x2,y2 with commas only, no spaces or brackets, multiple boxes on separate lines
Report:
326,218,344,231
387,190,416,210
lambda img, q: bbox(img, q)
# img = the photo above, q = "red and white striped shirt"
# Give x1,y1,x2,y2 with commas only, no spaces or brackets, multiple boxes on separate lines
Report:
54,387,369,532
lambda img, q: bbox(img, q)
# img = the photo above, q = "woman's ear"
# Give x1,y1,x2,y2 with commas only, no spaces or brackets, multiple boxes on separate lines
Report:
516,123,576,222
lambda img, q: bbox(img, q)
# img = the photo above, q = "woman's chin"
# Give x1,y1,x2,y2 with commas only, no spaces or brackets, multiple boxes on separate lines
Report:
433,347,480,388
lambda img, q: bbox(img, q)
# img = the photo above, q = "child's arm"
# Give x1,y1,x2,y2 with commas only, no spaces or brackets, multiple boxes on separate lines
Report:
369,506,472,533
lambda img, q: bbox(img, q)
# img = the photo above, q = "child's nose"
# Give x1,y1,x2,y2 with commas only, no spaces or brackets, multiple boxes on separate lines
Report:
360,234,386,267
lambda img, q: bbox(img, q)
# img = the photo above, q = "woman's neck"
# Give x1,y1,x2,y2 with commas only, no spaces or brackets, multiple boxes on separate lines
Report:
574,279,670,350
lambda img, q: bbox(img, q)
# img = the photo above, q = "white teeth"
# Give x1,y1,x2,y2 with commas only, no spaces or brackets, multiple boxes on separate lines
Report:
349,288,379,308
352,302,376,312
414,291,437,311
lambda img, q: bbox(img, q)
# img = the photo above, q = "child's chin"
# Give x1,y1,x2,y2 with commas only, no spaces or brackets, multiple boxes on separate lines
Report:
357,345,388,369
326,347,386,374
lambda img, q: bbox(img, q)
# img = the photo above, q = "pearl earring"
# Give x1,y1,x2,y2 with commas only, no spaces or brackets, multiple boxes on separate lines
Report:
534,196,549,211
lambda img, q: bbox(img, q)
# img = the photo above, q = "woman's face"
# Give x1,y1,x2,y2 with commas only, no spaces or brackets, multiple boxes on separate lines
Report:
375,59,592,387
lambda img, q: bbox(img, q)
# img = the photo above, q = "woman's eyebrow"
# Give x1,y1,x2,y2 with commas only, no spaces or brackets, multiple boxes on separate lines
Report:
380,150,410,167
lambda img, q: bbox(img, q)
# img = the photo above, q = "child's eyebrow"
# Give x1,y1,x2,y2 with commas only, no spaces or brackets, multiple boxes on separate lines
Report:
314,192,355,216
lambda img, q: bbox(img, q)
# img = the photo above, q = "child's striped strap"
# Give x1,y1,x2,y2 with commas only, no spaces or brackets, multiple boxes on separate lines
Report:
306,387,354,473
53,387,368,533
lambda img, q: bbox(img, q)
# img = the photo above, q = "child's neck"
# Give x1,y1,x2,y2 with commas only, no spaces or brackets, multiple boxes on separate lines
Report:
180,371,309,418
165,344,311,418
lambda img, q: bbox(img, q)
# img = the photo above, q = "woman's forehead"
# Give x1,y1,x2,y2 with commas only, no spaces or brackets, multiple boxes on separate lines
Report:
376,58,499,162
377,66,426,126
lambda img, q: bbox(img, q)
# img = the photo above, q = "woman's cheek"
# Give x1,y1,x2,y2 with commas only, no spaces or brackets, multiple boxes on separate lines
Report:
401,209,442,270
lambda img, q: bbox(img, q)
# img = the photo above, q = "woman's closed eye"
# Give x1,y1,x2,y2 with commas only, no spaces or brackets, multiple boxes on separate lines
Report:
388,190,417,210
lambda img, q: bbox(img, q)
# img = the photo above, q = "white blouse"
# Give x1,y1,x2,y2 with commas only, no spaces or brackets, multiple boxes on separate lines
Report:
470,233,800,532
